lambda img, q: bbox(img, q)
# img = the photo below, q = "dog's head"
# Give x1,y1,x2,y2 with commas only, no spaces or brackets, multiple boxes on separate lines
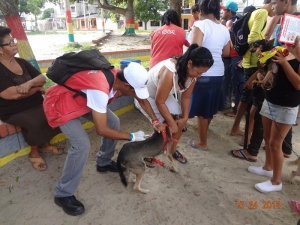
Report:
250,39,274,58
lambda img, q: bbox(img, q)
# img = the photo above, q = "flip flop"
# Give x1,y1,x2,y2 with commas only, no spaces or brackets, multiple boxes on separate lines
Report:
229,132,244,137
143,158,155,168
172,150,187,164
288,200,300,214
186,139,208,151
229,149,257,162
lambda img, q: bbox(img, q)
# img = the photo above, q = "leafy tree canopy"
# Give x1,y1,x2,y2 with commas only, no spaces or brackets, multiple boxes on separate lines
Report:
135,0,167,24
19,0,45,16
41,8,54,19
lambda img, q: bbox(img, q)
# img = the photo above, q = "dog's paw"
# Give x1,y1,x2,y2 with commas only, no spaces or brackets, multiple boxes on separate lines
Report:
135,187,150,194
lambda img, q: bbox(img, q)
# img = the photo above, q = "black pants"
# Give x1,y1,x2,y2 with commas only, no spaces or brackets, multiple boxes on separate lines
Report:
247,102,293,156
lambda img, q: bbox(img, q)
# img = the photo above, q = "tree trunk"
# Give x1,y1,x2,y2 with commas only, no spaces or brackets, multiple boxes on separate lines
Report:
34,15,39,31
0,0,40,71
144,21,148,30
169,0,182,26
123,0,135,36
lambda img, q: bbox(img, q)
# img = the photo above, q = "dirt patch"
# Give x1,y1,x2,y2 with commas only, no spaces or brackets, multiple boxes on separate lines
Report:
26,31,151,60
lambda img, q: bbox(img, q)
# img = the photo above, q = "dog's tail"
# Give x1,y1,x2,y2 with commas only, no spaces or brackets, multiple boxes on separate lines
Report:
288,158,300,166
117,156,127,187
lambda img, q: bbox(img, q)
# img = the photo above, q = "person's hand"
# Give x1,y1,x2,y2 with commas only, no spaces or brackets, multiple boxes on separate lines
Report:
38,87,45,94
175,117,188,131
152,120,165,133
286,36,300,61
244,79,253,90
168,121,179,134
272,51,288,66
17,81,32,94
130,131,146,142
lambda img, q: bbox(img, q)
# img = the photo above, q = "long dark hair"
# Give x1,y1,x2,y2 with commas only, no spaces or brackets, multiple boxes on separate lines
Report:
0,26,11,46
198,0,221,20
161,9,181,27
175,44,213,89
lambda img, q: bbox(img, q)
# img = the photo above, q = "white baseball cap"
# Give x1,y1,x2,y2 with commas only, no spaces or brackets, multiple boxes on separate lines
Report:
124,62,149,99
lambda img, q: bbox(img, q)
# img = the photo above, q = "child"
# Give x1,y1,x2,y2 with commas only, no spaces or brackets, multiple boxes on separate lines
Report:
188,4,200,32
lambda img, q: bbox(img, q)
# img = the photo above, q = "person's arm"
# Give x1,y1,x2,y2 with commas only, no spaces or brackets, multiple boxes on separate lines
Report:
135,97,165,132
0,86,44,100
190,26,203,46
248,10,268,44
287,36,300,61
155,66,178,133
176,80,196,131
273,52,300,90
264,15,281,40
92,110,132,140
222,41,231,57
244,70,259,89
17,74,46,94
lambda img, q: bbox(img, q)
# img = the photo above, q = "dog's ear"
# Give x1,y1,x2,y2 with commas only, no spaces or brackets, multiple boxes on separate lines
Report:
267,39,275,47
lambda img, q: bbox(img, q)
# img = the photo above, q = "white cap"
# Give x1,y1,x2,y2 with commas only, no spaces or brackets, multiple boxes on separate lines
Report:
124,62,149,99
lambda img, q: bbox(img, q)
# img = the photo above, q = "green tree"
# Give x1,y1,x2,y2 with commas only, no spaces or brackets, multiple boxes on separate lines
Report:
135,0,167,30
41,8,54,19
48,0,182,35
19,0,44,30
0,0,40,70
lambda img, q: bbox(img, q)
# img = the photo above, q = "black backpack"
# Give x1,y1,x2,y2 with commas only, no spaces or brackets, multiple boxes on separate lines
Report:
231,10,266,56
46,49,114,98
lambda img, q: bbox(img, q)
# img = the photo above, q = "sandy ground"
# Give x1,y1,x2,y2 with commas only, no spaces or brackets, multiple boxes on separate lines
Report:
1,32,300,225
1,108,300,225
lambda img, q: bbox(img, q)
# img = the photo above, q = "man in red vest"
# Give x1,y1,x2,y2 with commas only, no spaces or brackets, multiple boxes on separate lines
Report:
44,62,163,216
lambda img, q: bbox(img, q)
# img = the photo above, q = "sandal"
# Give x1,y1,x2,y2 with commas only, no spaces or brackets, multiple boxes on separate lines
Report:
143,158,155,168
186,139,208,151
172,150,187,164
39,145,63,155
29,157,47,171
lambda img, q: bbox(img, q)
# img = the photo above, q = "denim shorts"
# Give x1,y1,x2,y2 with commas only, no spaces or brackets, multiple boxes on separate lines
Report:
260,100,298,125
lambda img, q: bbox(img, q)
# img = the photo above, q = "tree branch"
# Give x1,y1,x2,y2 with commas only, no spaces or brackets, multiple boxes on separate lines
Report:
96,0,126,15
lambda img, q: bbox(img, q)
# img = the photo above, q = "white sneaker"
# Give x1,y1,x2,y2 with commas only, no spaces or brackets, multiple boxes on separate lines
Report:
248,166,273,178
255,180,282,193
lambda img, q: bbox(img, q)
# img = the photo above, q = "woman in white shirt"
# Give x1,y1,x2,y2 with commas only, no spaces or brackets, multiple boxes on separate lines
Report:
136,44,214,166
187,0,230,151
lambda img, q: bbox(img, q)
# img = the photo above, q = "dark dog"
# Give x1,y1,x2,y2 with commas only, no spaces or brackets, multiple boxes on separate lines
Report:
117,126,175,194
250,39,277,89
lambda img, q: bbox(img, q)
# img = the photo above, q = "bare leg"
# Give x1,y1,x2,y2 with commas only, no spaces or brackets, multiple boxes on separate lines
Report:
197,116,210,149
261,116,273,171
269,121,292,185
230,101,248,135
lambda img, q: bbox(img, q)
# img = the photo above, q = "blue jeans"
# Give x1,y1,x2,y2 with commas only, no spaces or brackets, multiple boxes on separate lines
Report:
231,56,244,114
54,109,120,197
222,58,232,107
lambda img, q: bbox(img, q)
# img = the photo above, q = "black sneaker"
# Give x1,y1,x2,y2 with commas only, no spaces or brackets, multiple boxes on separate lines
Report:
54,195,85,216
97,161,126,173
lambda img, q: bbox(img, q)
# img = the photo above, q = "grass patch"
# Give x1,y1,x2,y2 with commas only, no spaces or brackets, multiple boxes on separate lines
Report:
26,31,63,35
62,43,96,52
